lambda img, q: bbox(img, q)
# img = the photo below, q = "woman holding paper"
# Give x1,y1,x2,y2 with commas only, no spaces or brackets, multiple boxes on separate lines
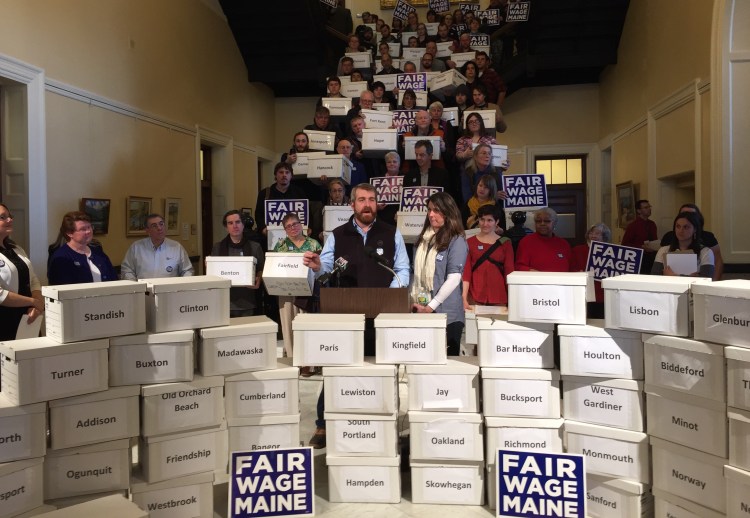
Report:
651,211,714,278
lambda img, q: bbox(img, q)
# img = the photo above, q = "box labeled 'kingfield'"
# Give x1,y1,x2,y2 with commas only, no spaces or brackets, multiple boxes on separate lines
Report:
325,412,398,457
477,319,553,368
409,411,483,462
482,367,560,418
406,357,480,412
323,360,397,415
145,276,230,333
692,279,750,347
327,456,400,504
199,316,277,376
0,395,46,463
130,471,214,518
225,359,299,418
375,313,447,365
507,271,588,324
559,321,644,379
562,376,644,431
108,330,194,386
0,457,44,517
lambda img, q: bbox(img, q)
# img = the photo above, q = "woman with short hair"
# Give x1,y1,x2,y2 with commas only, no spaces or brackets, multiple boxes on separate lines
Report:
48,211,117,285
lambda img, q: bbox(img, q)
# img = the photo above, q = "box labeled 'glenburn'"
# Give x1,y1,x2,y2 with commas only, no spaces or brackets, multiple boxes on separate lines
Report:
108,330,194,386
0,395,46,463
145,276,230,333
225,359,299,418
130,471,214,518
692,279,750,347
375,313,447,364
559,321,644,379
199,316,277,376
406,357,480,412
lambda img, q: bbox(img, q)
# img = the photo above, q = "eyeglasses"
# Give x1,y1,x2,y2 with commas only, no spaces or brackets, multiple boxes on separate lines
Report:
284,222,301,230
0,213,13,222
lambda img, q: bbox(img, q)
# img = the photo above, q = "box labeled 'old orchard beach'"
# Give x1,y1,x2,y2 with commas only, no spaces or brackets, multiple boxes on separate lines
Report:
145,276,230,333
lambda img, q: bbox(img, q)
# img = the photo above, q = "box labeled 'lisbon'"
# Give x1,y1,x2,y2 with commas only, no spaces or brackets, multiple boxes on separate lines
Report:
0,395,46,464
562,376,644,431
692,279,750,347
199,316,277,376
323,360,397,415
406,357,480,412
225,359,299,418
559,321,644,379
0,457,44,517
293,313,365,367
130,471,214,518
145,276,230,333
409,411,483,462
325,412,398,457
507,271,588,324
327,456,400,504
108,330,194,386
482,367,560,418
375,313,447,364
477,319,554,368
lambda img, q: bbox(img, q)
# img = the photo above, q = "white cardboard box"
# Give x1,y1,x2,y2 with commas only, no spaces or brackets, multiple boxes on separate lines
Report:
262,252,315,297
145,276,230,333
396,211,426,245
37,495,147,517
728,407,750,472
429,69,467,91
140,423,228,483
409,411,483,462
692,279,750,347
322,205,354,232
341,80,369,99
327,456,400,503
484,417,564,465
725,464,750,518
205,256,256,287
48,386,139,450
565,420,650,483
0,396,46,463
0,337,108,406
199,316,277,376
323,360,397,415
410,461,484,505
481,367,560,418
42,281,147,343
361,129,398,157
360,109,394,129
325,412,398,457
647,384,727,457
653,488,724,518
289,151,326,176
14,504,57,517
43,439,131,500
403,135,441,160
559,321,644,379
108,330,194,386
477,320,554,368
0,457,44,517
650,436,727,513
603,274,704,336
726,346,750,411
303,129,337,150
227,415,300,453
450,51,476,68
130,471,213,518
308,154,353,185
644,334,726,402
441,107,459,126
225,359,299,418
375,313,447,364
406,357,480,412
344,51,371,68
585,474,653,518
562,376,644,431
141,375,225,437
293,313,365,367
507,271,588,324
43,490,127,512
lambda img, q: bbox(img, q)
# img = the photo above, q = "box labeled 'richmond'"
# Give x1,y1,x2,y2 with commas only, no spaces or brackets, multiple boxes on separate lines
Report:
145,276,230,333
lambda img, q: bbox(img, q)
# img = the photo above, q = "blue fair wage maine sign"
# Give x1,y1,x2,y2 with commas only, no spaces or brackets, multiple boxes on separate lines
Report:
399,186,444,212
230,447,314,517
502,175,548,211
585,241,643,281
264,199,309,227
497,450,586,518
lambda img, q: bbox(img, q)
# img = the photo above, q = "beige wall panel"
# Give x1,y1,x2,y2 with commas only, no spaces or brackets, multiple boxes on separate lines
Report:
233,148,259,211
654,100,695,179
275,97,319,157
699,89,712,227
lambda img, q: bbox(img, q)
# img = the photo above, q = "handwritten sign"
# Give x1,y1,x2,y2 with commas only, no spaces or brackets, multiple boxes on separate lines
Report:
478,8,502,26
506,1,531,22
264,199,309,227
502,175,548,211
429,0,450,14
371,176,404,205
586,242,643,281
397,73,427,92
392,109,418,134
400,186,444,212
393,0,417,21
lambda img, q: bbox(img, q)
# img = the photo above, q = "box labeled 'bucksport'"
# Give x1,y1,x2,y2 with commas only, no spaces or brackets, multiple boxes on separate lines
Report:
109,330,194,386
225,359,299,418
293,314,365,367
375,313,447,364
559,322,644,379
692,279,750,347
482,368,560,418
145,276,230,333
406,357,479,412
0,395,46,463
507,271,588,324
323,360,397,415
477,320,553,368
199,316,277,376
130,471,214,518
0,457,44,517
562,376,644,431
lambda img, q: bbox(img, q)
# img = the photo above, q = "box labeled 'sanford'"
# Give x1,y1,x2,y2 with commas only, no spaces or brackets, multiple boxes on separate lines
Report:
323,360,397,415
410,460,484,505
327,456,400,503
559,321,644,379
108,330,194,386
225,359,299,418
262,252,315,297
325,412,398,457
585,474,653,518
322,205,354,232
692,279,750,347
562,376,644,431
477,319,553,368
42,281,147,343
484,417,564,464
481,368,560,418
406,357,480,412
205,256,257,287
726,346,750,411
409,411,483,462
728,407,750,472
227,415,300,453
375,313,447,364
293,313,365,367
145,276,230,333
48,386,139,450
0,337,108,406
725,464,750,518
130,471,213,518
199,316,277,376
141,375,225,437
652,488,724,518
507,271,588,324
0,395,46,463
0,457,44,517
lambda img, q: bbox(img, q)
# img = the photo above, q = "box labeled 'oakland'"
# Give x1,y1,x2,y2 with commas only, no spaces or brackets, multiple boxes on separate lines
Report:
199,316,277,376
409,411,483,462
507,271,587,324
406,357,480,412
108,330,194,386
145,276,230,333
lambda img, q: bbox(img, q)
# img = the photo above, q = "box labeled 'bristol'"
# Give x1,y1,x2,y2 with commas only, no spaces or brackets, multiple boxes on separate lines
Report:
262,252,315,297
145,276,230,333
199,316,277,376
130,471,214,518
42,280,147,343
0,457,44,517
108,330,194,386
227,415,300,454
481,367,560,418
327,456,400,503
0,337,108,406
409,411,483,462
293,313,365,367
0,396,46,463
559,321,644,379
322,205,354,232
410,460,484,505
325,412,398,457
484,417,564,465
562,376,644,431
507,271,588,324
692,279,750,347
586,474,653,518
225,359,299,418
406,357,480,412
477,319,553,368
727,346,750,411
323,360,397,415
205,256,256,287
375,313,447,364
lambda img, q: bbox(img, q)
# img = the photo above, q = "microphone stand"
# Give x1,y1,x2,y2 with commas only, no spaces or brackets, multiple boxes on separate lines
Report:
374,262,403,288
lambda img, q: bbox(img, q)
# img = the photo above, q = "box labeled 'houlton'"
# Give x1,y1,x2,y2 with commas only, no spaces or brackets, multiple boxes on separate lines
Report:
325,412,398,457
0,395,46,463
145,276,230,333
225,359,299,418
507,271,588,325
484,417,564,465
327,456,400,504
375,313,447,364
726,346,750,411
559,321,644,379
692,279,750,347
481,368,560,418
293,313,365,367
323,360,397,415
409,411,483,462
0,457,44,517
108,330,194,386
130,471,214,518
406,357,479,412
477,320,553,368
562,376,644,431
42,280,147,343
199,316,277,376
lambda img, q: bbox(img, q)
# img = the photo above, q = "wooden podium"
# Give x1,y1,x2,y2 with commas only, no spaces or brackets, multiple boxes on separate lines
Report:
320,287,410,318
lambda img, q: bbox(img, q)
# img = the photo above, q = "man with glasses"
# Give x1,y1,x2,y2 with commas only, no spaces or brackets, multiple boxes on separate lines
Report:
622,199,659,273
120,213,193,280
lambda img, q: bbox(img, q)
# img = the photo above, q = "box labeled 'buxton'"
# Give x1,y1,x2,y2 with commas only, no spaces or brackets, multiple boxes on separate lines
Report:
484,417,564,465
227,415,300,454
692,279,750,347
409,411,483,462
199,316,277,376
322,205,354,232
482,368,560,418
262,252,315,297
145,276,230,333
727,346,750,411
130,471,214,518
108,330,194,386
410,460,484,505
477,320,553,368
323,360,397,415
225,359,299,418
325,412,398,457
0,457,44,517
559,321,644,379
375,313,447,364
0,395,46,463
562,376,644,431
42,281,147,343
406,357,480,412
205,256,256,287
327,456,400,503
586,474,653,518
507,271,588,324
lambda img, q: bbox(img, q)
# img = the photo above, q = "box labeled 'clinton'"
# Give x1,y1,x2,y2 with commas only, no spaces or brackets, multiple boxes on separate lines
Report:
145,276,230,333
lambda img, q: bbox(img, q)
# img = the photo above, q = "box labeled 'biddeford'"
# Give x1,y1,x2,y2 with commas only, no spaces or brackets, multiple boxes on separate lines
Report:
325,412,398,457
484,417,564,463
727,346,750,411
145,276,230,333
410,461,484,505
227,415,300,453
507,271,588,324
323,360,397,415
0,457,44,517
477,319,553,368
0,395,46,463
199,316,277,376
0,337,108,406
205,256,256,287
559,321,644,379
322,205,354,231
108,330,194,386
262,253,315,297
481,368,560,418
42,281,147,343
327,456,400,503
225,359,299,418
562,376,644,431
375,313,447,364
586,474,653,518
130,471,213,518
293,313,365,367
406,357,479,412
692,279,750,347
409,411,483,462
141,375,225,437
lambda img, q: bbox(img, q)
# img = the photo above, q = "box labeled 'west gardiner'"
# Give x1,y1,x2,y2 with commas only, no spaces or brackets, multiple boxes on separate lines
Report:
0,457,44,517
42,281,147,343
327,456,400,503
145,276,230,333
406,357,480,412
410,460,484,505
692,279,750,347
484,417,563,464
225,359,299,418
507,271,588,324
325,412,398,457
559,321,644,379
562,376,644,431
199,316,277,376
227,415,300,453
375,313,447,364
205,256,256,287
323,360,397,415
727,346,750,411
262,252,315,297
585,474,653,518
477,319,553,368
0,395,46,463
409,411,483,462
293,313,365,367
130,471,214,518
322,205,354,232
481,367,560,418
108,330,194,386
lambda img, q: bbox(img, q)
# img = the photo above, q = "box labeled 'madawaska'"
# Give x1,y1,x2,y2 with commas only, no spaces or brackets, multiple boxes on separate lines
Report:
199,316,277,376
375,313,447,365
727,346,750,411
409,411,483,462
507,271,588,324
205,256,257,287
227,415,300,454
130,470,213,518
262,252,315,297
225,359,299,418
327,456,400,504
562,376,644,431
481,367,560,418
293,313,365,367
477,319,554,368
585,474,653,518
145,276,230,333
325,412,398,457
406,357,480,412
42,280,147,343
484,417,564,466
410,460,484,505
0,457,44,517
37,494,147,518
559,321,644,379
108,330,194,386
692,279,750,347
323,360,397,415
0,337,108,406
0,395,46,464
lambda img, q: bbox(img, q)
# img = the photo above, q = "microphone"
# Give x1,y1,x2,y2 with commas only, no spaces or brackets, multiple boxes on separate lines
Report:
363,246,403,288
317,256,349,285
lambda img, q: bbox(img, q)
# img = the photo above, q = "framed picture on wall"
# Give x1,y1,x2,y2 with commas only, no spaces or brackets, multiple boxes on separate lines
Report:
616,181,636,229
80,198,111,234
126,196,152,236
164,197,181,236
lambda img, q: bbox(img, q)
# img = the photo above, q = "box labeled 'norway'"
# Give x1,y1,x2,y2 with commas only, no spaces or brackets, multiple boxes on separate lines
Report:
410,460,484,505
559,321,644,379
327,456,400,503
325,412,398,457
484,417,564,465
562,376,644,431
145,276,230,333
481,367,560,418
406,357,480,412
108,330,194,386
0,457,44,517
477,319,553,368
225,359,299,418
323,360,397,415
507,271,588,324
375,313,447,364
199,316,277,376
409,411,483,462
0,395,46,463
130,471,213,518
227,415,300,453
293,313,365,367
692,279,750,347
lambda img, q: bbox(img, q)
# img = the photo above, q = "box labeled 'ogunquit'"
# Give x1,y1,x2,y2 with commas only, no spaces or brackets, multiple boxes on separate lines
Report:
323,360,397,415
108,330,194,386
0,395,46,464
199,316,277,376
406,357,480,413
225,359,299,418
145,276,230,333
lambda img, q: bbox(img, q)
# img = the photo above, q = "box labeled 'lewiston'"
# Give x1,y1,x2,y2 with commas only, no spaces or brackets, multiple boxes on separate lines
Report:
145,276,230,333
199,316,277,376
692,279,750,347
0,395,46,463
375,313,447,364
323,360,397,415
507,271,587,324
108,330,194,386
559,321,644,379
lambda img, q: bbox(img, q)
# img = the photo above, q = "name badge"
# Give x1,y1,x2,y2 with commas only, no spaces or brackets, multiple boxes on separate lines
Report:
436,254,444,261
477,245,484,250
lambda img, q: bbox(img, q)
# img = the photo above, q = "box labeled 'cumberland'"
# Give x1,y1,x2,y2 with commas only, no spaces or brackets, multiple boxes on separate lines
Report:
109,330,194,386
225,359,299,418
199,316,277,376
692,279,750,347
559,321,644,379
0,395,46,463
145,276,230,333
507,271,588,325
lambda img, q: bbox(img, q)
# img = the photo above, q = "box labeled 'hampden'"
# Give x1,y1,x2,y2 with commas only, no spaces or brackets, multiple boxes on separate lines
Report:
692,279,750,347
564,421,650,483
0,337,108,406
653,488,724,518
42,281,147,343
644,335,726,402
308,154,352,185
646,384,727,457
406,357,480,412
559,321,644,379
375,313,447,364
323,360,397,415
205,256,257,287
477,320,553,368
43,438,131,500
225,359,299,418
507,271,588,324
729,407,750,471
0,395,46,463
325,412,398,457
650,436,727,513
130,471,213,518
725,464,750,518
322,205,354,232
0,457,44,517
145,276,230,333
562,376,645,431
141,375,225,437
293,313,365,367
409,411,483,462
410,460,484,505
585,474,653,518
481,368,560,418
199,316,277,376
727,346,750,411
48,386,139,450
327,456,400,503
39,495,147,518
396,211,427,244
484,417,564,463
108,330,194,386
227,415,300,453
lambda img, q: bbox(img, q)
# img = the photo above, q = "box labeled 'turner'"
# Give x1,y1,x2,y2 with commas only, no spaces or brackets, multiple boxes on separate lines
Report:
409,411,483,462
484,417,564,464
0,337,108,406
199,316,277,376
410,461,484,506
692,279,750,347
325,412,398,457
262,252,315,297
227,415,300,454
42,281,147,343
585,474,653,518
559,321,644,379
145,276,230,333
477,320,554,368
406,357,480,413
293,313,365,367
323,360,397,415
0,457,44,517
481,368,560,418
562,376,644,432
205,256,257,287
108,330,194,387
507,271,588,324
726,346,750,411
375,313,447,365
225,359,299,418
130,471,214,518
322,205,354,232
327,456,400,504
0,395,46,463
